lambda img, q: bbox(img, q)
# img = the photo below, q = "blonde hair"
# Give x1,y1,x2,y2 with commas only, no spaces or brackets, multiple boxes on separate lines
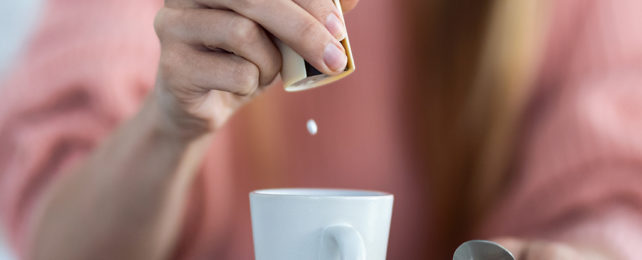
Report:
402,0,549,257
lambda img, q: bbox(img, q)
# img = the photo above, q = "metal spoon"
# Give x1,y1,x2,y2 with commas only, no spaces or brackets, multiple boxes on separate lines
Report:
453,240,515,260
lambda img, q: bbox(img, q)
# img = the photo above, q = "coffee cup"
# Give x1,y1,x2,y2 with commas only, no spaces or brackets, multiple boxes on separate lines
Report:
250,188,393,260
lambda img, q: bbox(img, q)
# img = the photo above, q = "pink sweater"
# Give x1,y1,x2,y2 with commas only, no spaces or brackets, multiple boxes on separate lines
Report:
1,0,641,259
480,1,642,258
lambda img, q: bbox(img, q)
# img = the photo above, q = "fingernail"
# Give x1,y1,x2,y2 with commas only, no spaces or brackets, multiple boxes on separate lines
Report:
325,13,346,40
324,42,347,72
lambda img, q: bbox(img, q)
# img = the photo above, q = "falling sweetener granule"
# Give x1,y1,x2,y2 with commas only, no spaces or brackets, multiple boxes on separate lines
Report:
306,119,318,136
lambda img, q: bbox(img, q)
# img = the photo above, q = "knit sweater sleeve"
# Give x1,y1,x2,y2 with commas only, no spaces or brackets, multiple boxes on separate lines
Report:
0,0,161,256
481,1,642,258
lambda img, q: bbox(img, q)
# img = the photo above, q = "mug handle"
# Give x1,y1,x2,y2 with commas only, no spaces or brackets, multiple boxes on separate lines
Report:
319,224,366,260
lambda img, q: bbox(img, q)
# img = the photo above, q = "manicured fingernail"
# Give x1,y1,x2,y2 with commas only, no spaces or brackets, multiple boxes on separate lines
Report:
325,13,346,40
324,42,347,72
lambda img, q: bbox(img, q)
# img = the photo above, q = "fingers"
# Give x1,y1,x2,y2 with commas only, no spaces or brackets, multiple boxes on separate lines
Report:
201,0,347,74
492,238,584,260
293,0,346,40
520,241,582,260
492,237,527,254
155,8,281,87
161,44,260,96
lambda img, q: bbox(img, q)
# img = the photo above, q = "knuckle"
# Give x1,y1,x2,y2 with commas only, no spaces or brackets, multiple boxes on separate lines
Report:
308,0,328,16
229,16,261,44
261,52,282,86
153,8,176,41
232,62,259,95
296,19,320,41
153,9,168,39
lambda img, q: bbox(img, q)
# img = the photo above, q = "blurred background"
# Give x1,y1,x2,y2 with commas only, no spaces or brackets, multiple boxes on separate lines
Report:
1,0,642,259
1,1,42,259
0,0,42,79
0,235,10,260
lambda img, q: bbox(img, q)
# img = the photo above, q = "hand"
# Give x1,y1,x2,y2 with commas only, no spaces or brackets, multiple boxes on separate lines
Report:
152,0,359,137
494,238,613,260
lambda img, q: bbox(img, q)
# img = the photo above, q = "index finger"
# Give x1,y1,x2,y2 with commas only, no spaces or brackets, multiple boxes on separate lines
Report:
210,0,348,74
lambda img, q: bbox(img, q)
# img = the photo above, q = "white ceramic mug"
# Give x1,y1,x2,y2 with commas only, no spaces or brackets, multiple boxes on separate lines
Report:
250,188,394,260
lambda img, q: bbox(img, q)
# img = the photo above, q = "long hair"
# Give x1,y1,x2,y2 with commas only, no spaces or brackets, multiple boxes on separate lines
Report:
402,0,548,257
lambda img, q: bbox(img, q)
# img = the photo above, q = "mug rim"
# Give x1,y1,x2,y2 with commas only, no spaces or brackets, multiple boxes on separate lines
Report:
250,188,392,198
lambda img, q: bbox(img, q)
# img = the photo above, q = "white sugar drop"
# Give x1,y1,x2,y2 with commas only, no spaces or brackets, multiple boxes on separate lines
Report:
306,119,318,136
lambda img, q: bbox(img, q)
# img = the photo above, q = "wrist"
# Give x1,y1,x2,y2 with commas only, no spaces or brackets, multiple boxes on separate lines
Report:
142,91,211,142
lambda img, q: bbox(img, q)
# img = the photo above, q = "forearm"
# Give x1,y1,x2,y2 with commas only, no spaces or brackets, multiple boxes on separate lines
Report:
27,96,211,260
